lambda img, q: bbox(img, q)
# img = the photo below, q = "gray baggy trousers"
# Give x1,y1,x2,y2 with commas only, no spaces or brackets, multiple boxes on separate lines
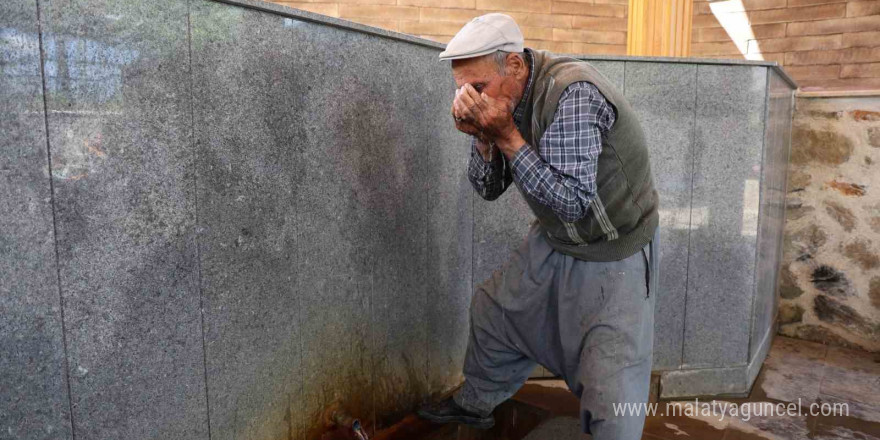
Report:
454,222,659,439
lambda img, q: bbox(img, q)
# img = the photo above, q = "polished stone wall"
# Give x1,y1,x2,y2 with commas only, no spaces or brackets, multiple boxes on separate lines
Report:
752,70,793,362
1,0,73,438
2,0,468,438
1,0,794,438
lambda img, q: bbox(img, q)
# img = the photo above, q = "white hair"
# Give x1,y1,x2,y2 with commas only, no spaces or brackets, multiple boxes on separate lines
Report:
492,50,524,75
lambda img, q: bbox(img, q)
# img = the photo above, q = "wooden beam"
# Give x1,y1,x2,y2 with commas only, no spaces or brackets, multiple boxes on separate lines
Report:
628,0,693,57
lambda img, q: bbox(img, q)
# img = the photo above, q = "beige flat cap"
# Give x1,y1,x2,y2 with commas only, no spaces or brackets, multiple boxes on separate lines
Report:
438,13,524,61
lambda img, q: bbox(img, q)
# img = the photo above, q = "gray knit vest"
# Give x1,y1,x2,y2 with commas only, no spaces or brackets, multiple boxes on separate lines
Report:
514,50,660,262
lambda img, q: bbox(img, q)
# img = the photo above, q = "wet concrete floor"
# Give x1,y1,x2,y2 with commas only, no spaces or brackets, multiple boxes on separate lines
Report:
340,337,880,439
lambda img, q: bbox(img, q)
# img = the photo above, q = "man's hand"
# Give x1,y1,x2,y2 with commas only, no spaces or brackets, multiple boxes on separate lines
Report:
452,86,482,139
453,84,526,159
451,87,496,161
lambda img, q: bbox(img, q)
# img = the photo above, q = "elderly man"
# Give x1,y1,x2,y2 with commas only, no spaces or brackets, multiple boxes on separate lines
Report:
417,13,661,440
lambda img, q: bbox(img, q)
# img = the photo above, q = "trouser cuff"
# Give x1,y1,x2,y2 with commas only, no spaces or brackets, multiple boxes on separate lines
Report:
453,381,495,417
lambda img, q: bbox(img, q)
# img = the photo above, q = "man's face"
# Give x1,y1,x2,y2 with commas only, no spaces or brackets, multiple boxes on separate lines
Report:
451,55,520,112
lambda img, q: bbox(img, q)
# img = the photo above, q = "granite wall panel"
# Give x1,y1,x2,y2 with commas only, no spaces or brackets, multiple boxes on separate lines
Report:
38,0,209,438
343,37,432,430
684,65,768,368
588,60,625,91
750,70,793,360
424,72,474,392
191,2,465,437
472,188,535,289
285,21,438,435
190,3,307,439
0,1,72,438
624,62,697,370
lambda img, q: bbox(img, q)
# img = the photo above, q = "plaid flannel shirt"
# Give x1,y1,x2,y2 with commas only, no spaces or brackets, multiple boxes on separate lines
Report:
467,53,616,223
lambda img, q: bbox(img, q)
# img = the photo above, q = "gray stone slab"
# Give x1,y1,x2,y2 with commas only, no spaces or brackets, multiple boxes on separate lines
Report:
624,62,697,371
576,54,796,88
189,3,307,439
661,331,771,399
473,189,535,289
424,69,473,393
747,318,776,391
0,1,72,438
39,0,209,438
191,3,463,435
684,65,768,369
660,365,751,398
349,41,432,431
750,70,793,361
587,60,624,91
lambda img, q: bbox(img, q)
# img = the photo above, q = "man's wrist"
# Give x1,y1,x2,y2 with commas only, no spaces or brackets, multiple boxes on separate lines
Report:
494,127,526,160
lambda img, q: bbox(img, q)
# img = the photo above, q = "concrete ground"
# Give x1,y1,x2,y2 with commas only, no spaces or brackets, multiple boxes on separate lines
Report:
376,336,880,440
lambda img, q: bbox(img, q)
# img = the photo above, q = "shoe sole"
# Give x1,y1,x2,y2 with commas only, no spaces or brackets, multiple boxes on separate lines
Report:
416,410,495,430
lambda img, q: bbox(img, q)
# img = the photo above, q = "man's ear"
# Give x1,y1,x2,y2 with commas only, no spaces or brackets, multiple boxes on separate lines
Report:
506,53,526,80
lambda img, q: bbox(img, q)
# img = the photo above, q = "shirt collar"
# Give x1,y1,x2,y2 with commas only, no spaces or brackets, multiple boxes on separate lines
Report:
512,49,534,125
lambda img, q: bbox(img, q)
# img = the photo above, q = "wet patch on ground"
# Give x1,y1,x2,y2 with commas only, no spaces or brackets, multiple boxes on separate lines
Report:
328,337,880,439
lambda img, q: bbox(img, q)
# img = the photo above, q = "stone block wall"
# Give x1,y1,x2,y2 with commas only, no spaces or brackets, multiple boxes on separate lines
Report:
691,0,880,91
781,95,880,352
266,0,628,54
